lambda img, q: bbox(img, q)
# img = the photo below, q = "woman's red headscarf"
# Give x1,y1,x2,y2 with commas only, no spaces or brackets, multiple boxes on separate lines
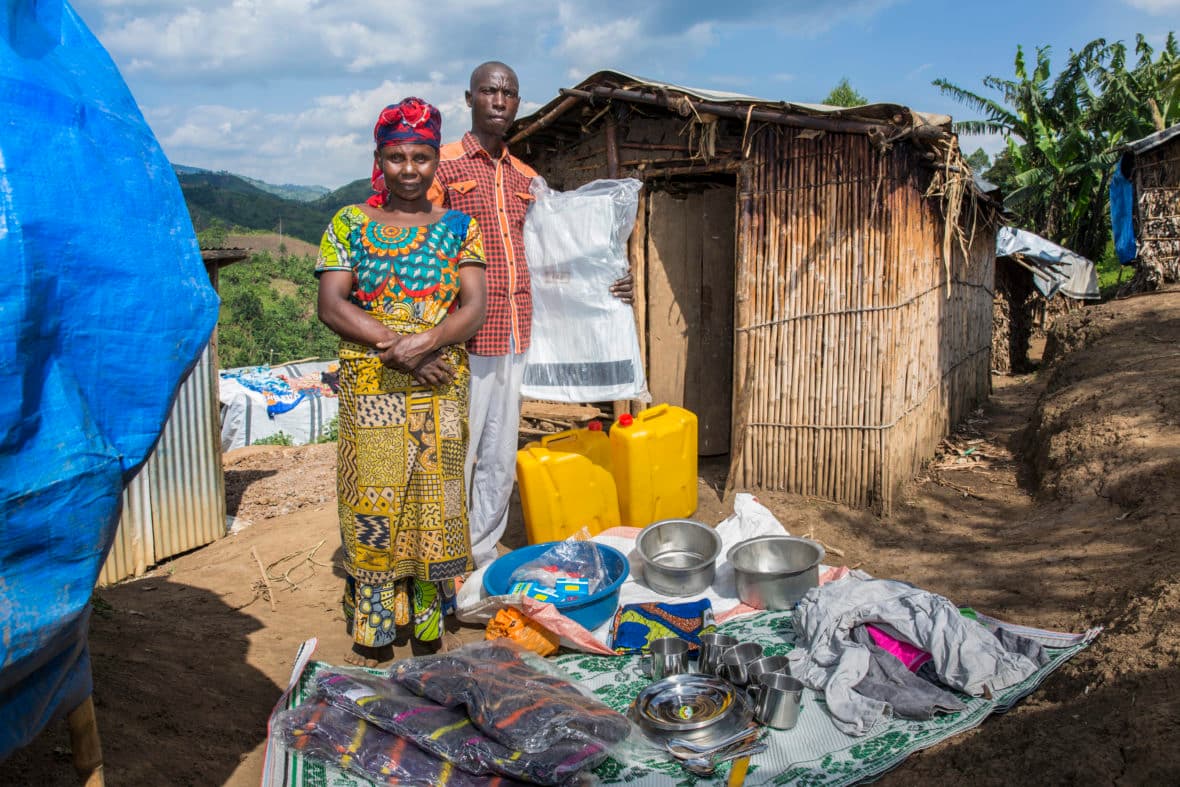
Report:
368,97,442,207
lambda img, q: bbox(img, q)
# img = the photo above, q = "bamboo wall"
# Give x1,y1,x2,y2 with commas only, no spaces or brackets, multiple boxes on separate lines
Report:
992,259,1037,374
731,127,994,511
1134,143,1180,284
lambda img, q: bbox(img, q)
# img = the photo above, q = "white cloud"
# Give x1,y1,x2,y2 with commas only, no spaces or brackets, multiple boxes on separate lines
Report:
152,79,469,187
1124,0,1180,12
74,0,503,82
148,79,542,187
552,4,717,81
68,0,904,185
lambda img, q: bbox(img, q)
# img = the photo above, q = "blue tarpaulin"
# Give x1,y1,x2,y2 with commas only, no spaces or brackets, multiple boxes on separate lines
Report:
0,0,219,758
1110,157,1138,265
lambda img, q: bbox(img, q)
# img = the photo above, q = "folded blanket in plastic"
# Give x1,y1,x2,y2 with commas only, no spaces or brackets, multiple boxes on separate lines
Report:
271,640,630,786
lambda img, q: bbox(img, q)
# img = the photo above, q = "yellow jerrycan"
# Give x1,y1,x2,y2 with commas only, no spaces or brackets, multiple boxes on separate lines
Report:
610,404,699,527
515,422,620,544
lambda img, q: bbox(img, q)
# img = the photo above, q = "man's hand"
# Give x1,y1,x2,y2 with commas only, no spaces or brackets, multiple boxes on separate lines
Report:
610,272,634,305
412,351,456,386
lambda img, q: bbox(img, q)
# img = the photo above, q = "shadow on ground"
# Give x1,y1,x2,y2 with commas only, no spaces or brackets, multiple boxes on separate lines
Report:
0,582,278,787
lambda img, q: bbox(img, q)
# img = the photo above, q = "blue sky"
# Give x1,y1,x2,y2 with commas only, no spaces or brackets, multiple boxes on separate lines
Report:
70,0,1180,188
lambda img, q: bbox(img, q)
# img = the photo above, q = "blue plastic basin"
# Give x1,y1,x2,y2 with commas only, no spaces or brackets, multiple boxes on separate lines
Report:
483,541,629,630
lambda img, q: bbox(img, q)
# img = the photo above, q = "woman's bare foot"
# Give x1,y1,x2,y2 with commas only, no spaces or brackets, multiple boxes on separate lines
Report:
344,643,394,667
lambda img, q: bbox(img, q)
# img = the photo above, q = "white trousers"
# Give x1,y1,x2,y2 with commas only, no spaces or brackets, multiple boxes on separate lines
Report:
465,350,527,568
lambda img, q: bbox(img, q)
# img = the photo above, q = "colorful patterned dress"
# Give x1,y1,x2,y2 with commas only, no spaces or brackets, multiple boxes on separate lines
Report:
316,205,485,645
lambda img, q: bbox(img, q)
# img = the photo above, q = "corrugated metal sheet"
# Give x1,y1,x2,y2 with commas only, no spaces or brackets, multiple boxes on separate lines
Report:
99,342,225,585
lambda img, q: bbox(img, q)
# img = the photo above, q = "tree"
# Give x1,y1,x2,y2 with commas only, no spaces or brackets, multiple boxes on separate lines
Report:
824,78,867,107
197,217,228,248
934,36,1180,264
965,148,991,173
217,250,339,367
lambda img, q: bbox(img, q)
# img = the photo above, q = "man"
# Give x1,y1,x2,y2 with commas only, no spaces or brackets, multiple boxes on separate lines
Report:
430,61,632,567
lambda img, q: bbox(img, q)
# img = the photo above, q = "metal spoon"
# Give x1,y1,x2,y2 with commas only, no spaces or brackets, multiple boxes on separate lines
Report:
681,743,768,776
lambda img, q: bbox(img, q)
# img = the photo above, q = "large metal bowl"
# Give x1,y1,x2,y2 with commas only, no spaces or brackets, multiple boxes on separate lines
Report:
727,535,825,610
636,519,722,596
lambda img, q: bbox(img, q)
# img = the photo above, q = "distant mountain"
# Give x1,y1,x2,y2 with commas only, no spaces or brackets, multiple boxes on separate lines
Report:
173,163,210,175
238,175,330,203
178,172,343,244
178,170,383,244
174,163,329,201
312,178,371,209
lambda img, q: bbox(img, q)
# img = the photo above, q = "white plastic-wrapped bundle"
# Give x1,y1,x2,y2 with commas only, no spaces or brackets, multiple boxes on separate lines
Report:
521,177,649,402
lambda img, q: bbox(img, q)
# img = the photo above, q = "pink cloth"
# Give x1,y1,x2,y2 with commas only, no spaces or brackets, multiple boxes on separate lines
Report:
865,624,932,671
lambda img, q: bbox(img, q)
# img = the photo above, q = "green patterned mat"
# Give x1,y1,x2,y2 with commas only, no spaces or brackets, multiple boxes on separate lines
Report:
264,612,1096,786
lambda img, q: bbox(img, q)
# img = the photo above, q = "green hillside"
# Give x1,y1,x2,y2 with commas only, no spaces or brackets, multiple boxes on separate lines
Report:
180,173,370,244
180,172,325,243
312,178,371,209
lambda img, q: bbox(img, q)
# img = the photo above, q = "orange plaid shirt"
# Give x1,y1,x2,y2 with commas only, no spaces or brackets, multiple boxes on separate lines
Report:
429,132,537,356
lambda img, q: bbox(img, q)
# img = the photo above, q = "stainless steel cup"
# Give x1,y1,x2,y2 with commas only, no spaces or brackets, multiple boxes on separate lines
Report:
697,633,739,676
720,642,764,686
642,637,690,681
753,672,804,729
747,655,790,684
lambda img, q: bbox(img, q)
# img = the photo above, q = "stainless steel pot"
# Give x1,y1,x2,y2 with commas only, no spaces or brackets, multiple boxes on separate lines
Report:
727,536,825,610
636,519,722,596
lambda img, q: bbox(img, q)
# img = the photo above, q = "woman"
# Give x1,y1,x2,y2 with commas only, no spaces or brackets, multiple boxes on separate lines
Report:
316,97,487,665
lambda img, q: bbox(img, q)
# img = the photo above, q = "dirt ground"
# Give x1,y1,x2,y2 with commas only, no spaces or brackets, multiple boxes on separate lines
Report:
225,232,319,259
4,288,1179,786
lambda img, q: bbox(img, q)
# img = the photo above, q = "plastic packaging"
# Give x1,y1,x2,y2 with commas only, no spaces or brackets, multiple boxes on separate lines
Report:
312,669,593,785
392,640,632,754
274,699,522,786
611,404,699,526
486,608,561,657
521,178,648,402
516,426,619,544
508,535,608,595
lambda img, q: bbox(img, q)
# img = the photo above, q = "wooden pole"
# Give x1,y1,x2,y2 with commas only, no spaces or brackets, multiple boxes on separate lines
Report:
733,161,755,488
67,696,104,787
507,94,583,145
603,114,632,423
746,144,764,488
627,162,743,178
770,138,786,491
629,186,648,416
604,113,620,178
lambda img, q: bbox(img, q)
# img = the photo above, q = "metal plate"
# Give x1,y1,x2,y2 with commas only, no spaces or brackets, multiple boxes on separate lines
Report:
629,674,755,746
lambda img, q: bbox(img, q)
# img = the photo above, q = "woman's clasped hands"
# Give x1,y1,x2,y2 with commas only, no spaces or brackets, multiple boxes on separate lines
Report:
375,332,455,386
